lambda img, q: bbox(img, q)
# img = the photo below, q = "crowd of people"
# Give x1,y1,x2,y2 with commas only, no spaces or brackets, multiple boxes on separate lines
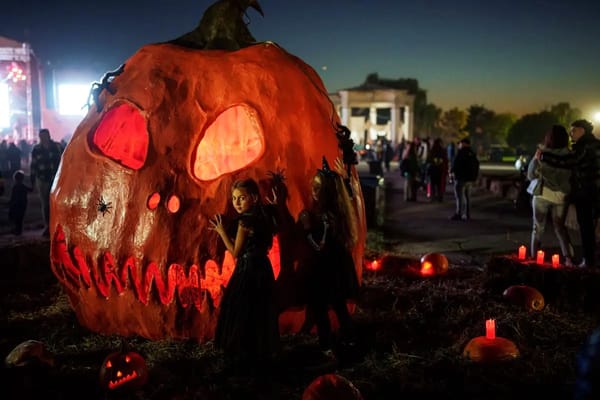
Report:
369,119,599,271
0,128,64,237
395,135,479,221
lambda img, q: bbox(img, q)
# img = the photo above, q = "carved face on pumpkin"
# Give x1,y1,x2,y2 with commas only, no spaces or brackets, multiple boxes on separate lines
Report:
50,42,366,341
99,351,148,391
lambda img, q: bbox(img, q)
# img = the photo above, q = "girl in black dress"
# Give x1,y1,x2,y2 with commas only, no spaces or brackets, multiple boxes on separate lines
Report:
299,158,359,352
209,178,279,369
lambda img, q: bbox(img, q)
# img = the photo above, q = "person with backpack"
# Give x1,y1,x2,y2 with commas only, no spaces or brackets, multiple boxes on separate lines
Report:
449,138,480,221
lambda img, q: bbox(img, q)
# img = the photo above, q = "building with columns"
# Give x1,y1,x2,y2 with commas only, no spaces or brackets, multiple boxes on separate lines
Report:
330,81,416,147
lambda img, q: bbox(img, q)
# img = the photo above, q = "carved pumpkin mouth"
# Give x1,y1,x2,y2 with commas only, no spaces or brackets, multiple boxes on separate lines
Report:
51,224,235,310
108,370,139,390
51,224,281,309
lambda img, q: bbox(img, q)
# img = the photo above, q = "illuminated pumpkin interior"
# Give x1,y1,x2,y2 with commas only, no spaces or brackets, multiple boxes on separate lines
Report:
420,261,434,276
167,195,181,213
147,192,161,210
100,351,148,390
92,103,149,170
192,105,264,181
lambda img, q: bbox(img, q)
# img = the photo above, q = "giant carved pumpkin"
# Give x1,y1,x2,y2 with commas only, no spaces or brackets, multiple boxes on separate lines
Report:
49,2,366,341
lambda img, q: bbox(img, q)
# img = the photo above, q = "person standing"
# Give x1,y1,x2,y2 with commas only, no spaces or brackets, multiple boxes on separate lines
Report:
209,178,280,372
540,119,600,268
427,138,449,202
30,128,63,237
400,141,420,202
449,138,479,220
527,125,574,266
298,157,359,356
7,142,22,180
9,170,32,235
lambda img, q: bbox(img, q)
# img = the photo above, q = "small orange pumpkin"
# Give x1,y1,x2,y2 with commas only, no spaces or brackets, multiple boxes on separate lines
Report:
302,374,363,400
463,336,520,363
503,285,545,311
420,252,449,276
99,351,148,391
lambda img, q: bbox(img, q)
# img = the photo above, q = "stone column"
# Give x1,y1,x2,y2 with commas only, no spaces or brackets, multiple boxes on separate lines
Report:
390,104,399,145
404,105,414,140
369,106,377,142
341,106,350,127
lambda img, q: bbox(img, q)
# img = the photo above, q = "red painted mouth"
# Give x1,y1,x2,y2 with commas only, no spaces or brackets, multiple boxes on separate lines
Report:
50,224,234,310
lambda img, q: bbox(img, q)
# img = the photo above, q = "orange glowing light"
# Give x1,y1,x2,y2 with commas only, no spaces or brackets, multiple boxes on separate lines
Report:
167,195,180,213
518,245,526,260
420,261,434,276
486,319,496,339
536,250,545,264
192,105,264,181
366,259,381,271
92,103,149,170
147,192,161,210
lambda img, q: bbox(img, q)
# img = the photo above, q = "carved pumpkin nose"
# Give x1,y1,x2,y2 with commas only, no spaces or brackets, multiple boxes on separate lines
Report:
192,104,264,181
92,103,149,170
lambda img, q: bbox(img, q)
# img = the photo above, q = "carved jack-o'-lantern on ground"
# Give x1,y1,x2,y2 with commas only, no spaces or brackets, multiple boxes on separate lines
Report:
99,351,148,391
49,2,365,341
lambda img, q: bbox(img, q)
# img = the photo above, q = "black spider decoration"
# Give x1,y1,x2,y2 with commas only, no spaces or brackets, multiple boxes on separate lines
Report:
335,123,358,197
87,64,126,112
97,196,113,216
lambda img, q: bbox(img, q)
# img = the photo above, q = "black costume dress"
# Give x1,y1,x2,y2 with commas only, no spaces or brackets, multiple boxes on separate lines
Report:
214,207,280,364
301,209,359,348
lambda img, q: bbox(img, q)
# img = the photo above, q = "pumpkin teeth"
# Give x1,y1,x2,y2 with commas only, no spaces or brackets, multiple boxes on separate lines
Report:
50,224,233,310
51,225,281,314
108,370,138,390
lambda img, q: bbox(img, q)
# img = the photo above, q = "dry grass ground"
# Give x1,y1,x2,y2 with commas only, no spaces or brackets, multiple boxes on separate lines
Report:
1,245,599,400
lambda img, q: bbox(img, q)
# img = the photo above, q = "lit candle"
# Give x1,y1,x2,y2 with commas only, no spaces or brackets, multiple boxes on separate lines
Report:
518,245,526,260
552,254,560,268
486,319,496,340
536,250,545,264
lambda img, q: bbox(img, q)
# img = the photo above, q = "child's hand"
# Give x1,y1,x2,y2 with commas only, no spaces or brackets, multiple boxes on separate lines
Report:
265,188,278,205
209,214,226,236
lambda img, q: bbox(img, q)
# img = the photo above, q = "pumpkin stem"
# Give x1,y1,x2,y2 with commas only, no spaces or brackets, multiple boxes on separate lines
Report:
169,0,264,50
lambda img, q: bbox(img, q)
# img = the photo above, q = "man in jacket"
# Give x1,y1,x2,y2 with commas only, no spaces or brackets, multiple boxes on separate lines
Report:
540,119,600,268
30,129,63,237
449,138,479,221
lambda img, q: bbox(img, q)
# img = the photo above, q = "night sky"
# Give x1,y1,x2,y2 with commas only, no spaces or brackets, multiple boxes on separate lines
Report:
1,0,599,116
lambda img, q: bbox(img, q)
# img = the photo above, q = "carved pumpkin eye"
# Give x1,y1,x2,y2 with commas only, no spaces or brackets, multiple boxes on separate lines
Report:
91,103,149,170
167,195,180,213
147,192,161,210
105,360,112,368
191,104,264,181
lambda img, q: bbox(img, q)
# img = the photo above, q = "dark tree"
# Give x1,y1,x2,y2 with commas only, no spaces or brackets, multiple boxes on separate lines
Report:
506,111,559,155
